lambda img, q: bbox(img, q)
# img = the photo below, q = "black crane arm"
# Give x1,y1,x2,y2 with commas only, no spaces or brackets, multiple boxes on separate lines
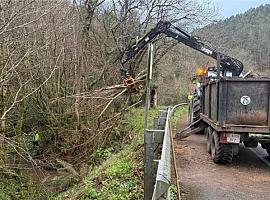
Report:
120,21,243,76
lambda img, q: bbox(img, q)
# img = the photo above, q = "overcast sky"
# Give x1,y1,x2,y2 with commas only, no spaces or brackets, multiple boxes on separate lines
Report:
212,0,269,18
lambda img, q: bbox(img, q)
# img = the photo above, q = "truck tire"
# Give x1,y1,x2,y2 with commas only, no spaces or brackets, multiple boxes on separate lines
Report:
192,96,201,122
233,144,239,156
190,95,204,134
211,130,233,164
206,127,212,154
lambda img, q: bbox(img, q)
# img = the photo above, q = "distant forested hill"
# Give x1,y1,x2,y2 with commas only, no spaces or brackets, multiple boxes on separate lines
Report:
156,4,270,104
195,4,270,72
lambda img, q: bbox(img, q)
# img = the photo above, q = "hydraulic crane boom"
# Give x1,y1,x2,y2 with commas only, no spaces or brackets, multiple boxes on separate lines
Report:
120,21,243,76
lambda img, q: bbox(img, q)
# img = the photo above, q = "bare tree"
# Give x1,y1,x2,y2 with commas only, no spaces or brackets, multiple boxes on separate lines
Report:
0,0,217,171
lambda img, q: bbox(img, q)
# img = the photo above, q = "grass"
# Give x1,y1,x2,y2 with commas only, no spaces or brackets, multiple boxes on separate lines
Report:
0,105,187,200
57,107,161,199
0,173,51,200
59,105,187,200
170,105,188,126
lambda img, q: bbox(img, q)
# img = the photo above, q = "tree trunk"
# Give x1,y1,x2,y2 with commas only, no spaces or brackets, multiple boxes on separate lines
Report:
0,85,7,165
15,96,25,165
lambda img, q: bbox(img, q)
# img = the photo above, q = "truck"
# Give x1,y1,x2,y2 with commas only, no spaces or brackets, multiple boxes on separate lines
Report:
189,68,270,164
120,20,270,164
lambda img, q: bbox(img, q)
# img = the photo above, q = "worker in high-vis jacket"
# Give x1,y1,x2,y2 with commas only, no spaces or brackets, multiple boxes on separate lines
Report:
33,131,40,146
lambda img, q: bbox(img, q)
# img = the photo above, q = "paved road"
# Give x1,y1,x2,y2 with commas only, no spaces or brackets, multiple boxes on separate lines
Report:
174,116,270,200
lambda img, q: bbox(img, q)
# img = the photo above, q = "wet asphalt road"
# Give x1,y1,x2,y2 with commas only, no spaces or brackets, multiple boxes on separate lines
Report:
174,116,270,200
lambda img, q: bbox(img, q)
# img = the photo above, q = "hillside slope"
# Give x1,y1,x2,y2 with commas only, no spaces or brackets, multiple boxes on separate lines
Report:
195,4,270,72
156,4,270,104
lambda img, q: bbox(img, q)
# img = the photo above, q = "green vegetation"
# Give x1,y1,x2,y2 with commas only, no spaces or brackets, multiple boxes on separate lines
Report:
0,173,51,200
171,105,188,126
57,106,186,199
0,105,187,200
1,1,269,199
170,185,177,200
57,107,158,199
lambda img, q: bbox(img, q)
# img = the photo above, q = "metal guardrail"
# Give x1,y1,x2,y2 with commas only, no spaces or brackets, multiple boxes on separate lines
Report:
144,108,169,199
144,105,186,200
152,108,172,200
144,108,167,199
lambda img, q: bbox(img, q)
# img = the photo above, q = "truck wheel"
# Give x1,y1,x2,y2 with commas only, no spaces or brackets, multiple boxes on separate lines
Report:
191,95,203,134
206,127,212,154
233,144,239,156
192,96,201,122
211,131,233,164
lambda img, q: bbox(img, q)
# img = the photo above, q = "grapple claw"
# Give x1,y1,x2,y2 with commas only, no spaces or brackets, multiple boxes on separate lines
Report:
123,76,139,92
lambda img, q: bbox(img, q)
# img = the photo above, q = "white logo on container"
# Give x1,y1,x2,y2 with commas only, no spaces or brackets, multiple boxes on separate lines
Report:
240,96,251,106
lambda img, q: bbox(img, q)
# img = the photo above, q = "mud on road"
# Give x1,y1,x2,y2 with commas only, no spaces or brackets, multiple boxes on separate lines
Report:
173,114,270,200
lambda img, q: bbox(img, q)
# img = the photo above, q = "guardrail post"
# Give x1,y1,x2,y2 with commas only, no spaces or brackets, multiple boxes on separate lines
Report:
144,130,155,199
158,109,167,130
153,117,160,165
